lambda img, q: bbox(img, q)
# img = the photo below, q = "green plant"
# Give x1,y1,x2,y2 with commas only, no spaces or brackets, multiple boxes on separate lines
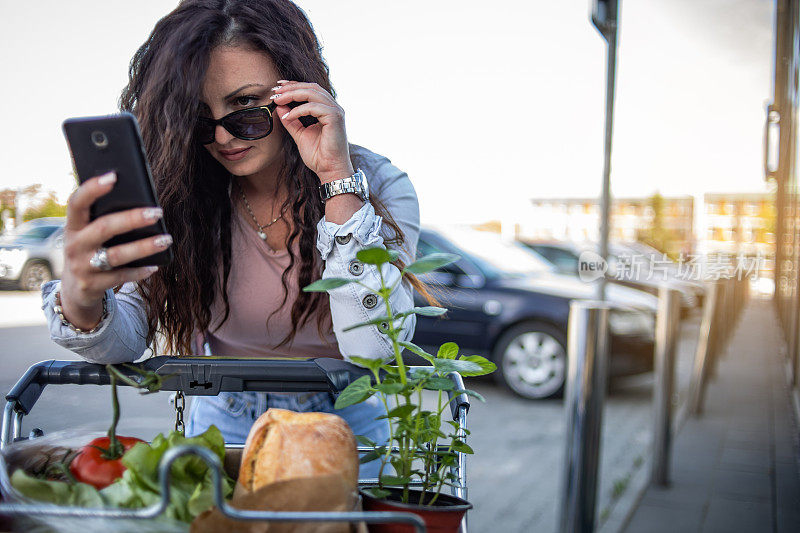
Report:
611,474,630,499
303,246,496,506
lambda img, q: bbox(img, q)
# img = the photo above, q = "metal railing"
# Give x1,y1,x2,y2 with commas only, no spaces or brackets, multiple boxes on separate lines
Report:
559,276,750,529
688,277,749,416
558,300,611,533
651,286,681,486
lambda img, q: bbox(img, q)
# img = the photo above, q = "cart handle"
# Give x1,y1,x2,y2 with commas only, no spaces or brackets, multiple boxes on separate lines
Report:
5,358,470,418
5,357,370,415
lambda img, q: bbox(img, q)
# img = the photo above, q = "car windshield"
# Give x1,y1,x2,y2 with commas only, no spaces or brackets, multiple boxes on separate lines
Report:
433,228,556,278
9,224,60,242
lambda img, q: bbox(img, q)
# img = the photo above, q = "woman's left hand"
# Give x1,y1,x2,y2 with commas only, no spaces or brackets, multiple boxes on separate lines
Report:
272,81,354,184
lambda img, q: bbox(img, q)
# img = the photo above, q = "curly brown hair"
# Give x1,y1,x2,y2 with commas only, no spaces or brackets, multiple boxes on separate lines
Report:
118,0,433,356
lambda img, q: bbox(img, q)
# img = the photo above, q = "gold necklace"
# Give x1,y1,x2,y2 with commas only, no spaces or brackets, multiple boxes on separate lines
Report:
235,178,288,241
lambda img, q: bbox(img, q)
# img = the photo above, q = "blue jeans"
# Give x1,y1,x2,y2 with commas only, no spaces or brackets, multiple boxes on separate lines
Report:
185,391,389,479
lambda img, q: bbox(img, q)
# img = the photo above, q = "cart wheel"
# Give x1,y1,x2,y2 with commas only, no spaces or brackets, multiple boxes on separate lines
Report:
492,321,567,400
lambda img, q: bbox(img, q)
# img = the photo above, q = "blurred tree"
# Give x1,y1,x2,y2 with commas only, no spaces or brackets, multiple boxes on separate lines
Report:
22,192,67,221
0,188,17,232
637,192,679,259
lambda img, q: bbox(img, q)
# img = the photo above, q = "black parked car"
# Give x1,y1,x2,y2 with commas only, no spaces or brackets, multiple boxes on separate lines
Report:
411,227,657,400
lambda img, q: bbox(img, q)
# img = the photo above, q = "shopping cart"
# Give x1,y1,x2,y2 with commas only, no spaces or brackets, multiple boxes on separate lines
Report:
0,357,472,532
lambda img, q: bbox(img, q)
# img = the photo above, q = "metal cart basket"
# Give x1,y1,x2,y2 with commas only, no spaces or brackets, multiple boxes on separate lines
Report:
0,357,472,532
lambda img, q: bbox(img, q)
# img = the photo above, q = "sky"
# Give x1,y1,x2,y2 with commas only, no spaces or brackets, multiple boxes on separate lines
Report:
0,0,775,224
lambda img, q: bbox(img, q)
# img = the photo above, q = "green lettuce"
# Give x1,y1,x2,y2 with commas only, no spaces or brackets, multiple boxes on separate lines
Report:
9,426,233,523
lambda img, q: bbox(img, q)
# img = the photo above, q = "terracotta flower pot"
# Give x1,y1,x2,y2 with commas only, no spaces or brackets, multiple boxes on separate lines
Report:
360,487,472,533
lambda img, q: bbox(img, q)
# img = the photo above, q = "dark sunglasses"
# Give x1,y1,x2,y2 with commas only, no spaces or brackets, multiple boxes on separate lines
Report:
196,101,319,145
196,102,278,145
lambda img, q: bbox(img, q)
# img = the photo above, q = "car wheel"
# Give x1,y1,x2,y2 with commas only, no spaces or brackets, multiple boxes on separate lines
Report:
492,321,568,400
19,261,52,291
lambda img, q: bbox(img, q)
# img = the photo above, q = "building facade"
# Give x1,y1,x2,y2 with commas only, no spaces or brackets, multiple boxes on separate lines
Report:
518,193,773,265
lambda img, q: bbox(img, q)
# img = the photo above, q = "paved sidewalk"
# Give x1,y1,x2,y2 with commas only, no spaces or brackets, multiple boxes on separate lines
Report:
625,298,800,533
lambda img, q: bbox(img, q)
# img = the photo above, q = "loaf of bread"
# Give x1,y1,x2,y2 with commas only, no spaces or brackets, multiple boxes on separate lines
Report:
238,408,359,492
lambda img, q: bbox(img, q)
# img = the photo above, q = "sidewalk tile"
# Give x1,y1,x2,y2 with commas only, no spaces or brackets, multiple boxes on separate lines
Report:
702,496,771,533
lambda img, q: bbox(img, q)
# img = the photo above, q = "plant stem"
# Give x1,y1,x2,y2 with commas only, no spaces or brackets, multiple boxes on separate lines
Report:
428,440,456,506
375,369,394,486
418,387,430,496
378,264,407,386
105,367,124,459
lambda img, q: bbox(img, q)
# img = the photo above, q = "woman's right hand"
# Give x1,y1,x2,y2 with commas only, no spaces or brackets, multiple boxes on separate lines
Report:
58,171,172,330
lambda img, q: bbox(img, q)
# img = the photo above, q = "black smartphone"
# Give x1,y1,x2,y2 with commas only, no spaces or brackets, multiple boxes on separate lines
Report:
62,112,172,268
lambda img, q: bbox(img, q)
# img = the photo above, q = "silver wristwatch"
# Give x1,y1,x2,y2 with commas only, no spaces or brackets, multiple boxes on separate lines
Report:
319,168,369,203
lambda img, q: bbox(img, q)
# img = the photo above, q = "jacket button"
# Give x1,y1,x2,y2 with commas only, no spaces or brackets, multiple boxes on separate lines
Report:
362,293,378,309
335,233,352,245
348,260,364,276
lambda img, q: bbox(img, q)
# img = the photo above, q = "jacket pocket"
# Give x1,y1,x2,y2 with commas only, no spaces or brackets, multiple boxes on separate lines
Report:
213,392,251,417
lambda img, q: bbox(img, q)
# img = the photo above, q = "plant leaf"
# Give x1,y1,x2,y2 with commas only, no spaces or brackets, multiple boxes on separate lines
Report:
433,358,482,375
333,375,374,409
380,364,399,375
451,440,474,454
437,342,459,359
375,382,404,394
452,389,487,402
357,247,397,265
343,316,393,332
397,306,447,318
408,366,435,379
423,377,455,391
379,475,412,486
355,434,376,447
387,404,417,418
398,341,435,363
359,450,382,464
302,278,354,292
348,356,384,372
457,355,497,376
363,486,392,499
402,253,461,275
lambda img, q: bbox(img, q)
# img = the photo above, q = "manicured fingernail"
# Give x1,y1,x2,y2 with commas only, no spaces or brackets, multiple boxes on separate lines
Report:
145,266,159,273
142,207,163,220
98,172,116,185
281,111,290,120
277,80,290,84
269,93,281,100
271,86,282,92
154,234,173,248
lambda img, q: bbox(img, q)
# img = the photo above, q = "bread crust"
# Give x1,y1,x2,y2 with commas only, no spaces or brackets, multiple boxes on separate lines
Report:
238,408,359,492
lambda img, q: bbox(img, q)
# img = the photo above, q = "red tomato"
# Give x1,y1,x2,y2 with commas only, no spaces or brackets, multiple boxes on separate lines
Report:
69,436,145,489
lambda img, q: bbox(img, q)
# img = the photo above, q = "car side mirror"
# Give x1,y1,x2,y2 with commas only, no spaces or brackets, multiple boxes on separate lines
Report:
54,235,64,248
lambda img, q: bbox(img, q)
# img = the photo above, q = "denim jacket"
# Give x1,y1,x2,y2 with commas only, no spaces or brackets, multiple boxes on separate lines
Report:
40,144,420,365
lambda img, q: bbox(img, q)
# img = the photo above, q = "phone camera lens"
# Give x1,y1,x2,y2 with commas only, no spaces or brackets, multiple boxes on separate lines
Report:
91,131,108,149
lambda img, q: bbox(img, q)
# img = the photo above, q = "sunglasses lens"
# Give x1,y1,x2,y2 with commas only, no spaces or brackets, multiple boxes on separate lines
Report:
196,118,216,144
224,108,272,140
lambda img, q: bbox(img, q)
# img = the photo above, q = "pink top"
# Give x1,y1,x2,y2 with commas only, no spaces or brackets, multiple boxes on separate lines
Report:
202,204,341,359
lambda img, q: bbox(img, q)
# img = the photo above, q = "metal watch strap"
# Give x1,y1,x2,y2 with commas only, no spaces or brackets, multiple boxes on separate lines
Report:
319,168,367,202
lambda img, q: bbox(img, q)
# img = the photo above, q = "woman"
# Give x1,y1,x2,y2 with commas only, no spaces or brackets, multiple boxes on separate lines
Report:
41,0,429,477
